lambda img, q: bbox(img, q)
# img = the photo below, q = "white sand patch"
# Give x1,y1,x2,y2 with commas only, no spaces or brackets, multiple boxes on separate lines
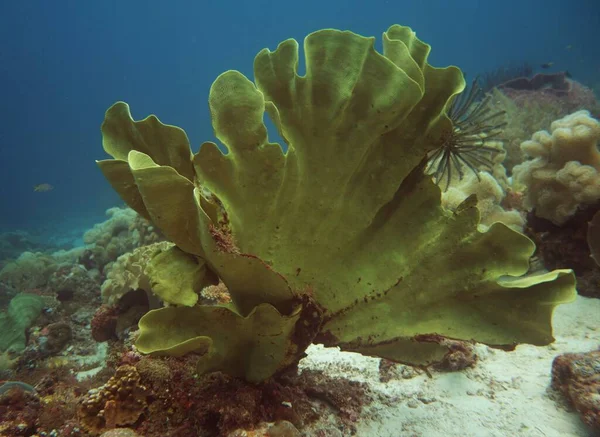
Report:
73,342,109,381
299,295,600,437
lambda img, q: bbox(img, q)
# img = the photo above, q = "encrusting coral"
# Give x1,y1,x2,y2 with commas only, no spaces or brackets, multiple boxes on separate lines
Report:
513,110,600,225
78,365,148,433
96,25,576,383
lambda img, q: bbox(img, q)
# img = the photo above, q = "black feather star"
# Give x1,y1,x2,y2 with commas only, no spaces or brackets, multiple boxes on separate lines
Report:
427,78,507,191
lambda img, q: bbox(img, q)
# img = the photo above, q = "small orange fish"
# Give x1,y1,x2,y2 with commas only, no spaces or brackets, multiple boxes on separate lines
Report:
33,183,54,192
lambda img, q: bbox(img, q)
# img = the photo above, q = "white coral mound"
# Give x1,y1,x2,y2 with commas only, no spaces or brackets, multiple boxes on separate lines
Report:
513,110,600,225
443,172,524,232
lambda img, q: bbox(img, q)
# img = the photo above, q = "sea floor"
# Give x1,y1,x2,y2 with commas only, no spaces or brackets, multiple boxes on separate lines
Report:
298,295,600,437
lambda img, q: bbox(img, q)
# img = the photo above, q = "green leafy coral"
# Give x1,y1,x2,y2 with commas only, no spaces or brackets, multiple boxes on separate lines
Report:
0,293,44,354
97,25,576,383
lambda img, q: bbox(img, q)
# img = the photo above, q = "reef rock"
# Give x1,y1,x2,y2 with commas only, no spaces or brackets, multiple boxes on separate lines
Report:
551,349,600,432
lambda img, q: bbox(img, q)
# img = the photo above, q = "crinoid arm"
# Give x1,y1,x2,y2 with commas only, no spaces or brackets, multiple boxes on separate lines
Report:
427,78,507,191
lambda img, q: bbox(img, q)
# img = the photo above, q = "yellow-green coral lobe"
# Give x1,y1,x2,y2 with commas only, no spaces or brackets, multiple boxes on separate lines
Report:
98,25,577,382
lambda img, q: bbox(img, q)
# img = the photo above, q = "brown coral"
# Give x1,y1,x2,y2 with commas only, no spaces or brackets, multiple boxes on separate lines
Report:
100,429,142,437
433,339,478,371
200,281,232,305
0,386,41,435
551,349,600,432
131,354,369,436
525,201,600,298
40,321,73,354
91,305,119,342
78,365,148,434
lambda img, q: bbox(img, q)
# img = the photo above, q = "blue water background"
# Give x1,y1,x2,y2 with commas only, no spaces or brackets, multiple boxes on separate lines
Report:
0,0,598,244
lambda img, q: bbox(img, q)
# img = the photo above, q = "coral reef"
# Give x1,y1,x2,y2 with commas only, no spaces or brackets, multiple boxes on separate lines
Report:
78,365,148,433
499,72,597,110
434,125,523,233
500,71,573,96
47,263,99,304
97,24,575,385
0,293,45,354
34,372,85,435
1,23,597,437
0,251,58,291
588,209,600,265
91,289,149,343
552,349,600,432
228,421,301,437
513,110,600,225
91,305,119,342
488,78,599,172
100,241,216,309
81,207,164,277
100,429,142,437
0,231,59,268
0,350,18,374
0,385,41,435
0,240,110,401
0,245,90,296
525,201,600,298
100,242,173,306
431,338,478,372
199,281,232,305
36,321,73,355
0,207,164,390
478,62,533,93
133,355,369,436
442,170,524,231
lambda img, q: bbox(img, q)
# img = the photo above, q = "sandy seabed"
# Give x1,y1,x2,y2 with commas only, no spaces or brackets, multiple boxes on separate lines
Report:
298,295,600,437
